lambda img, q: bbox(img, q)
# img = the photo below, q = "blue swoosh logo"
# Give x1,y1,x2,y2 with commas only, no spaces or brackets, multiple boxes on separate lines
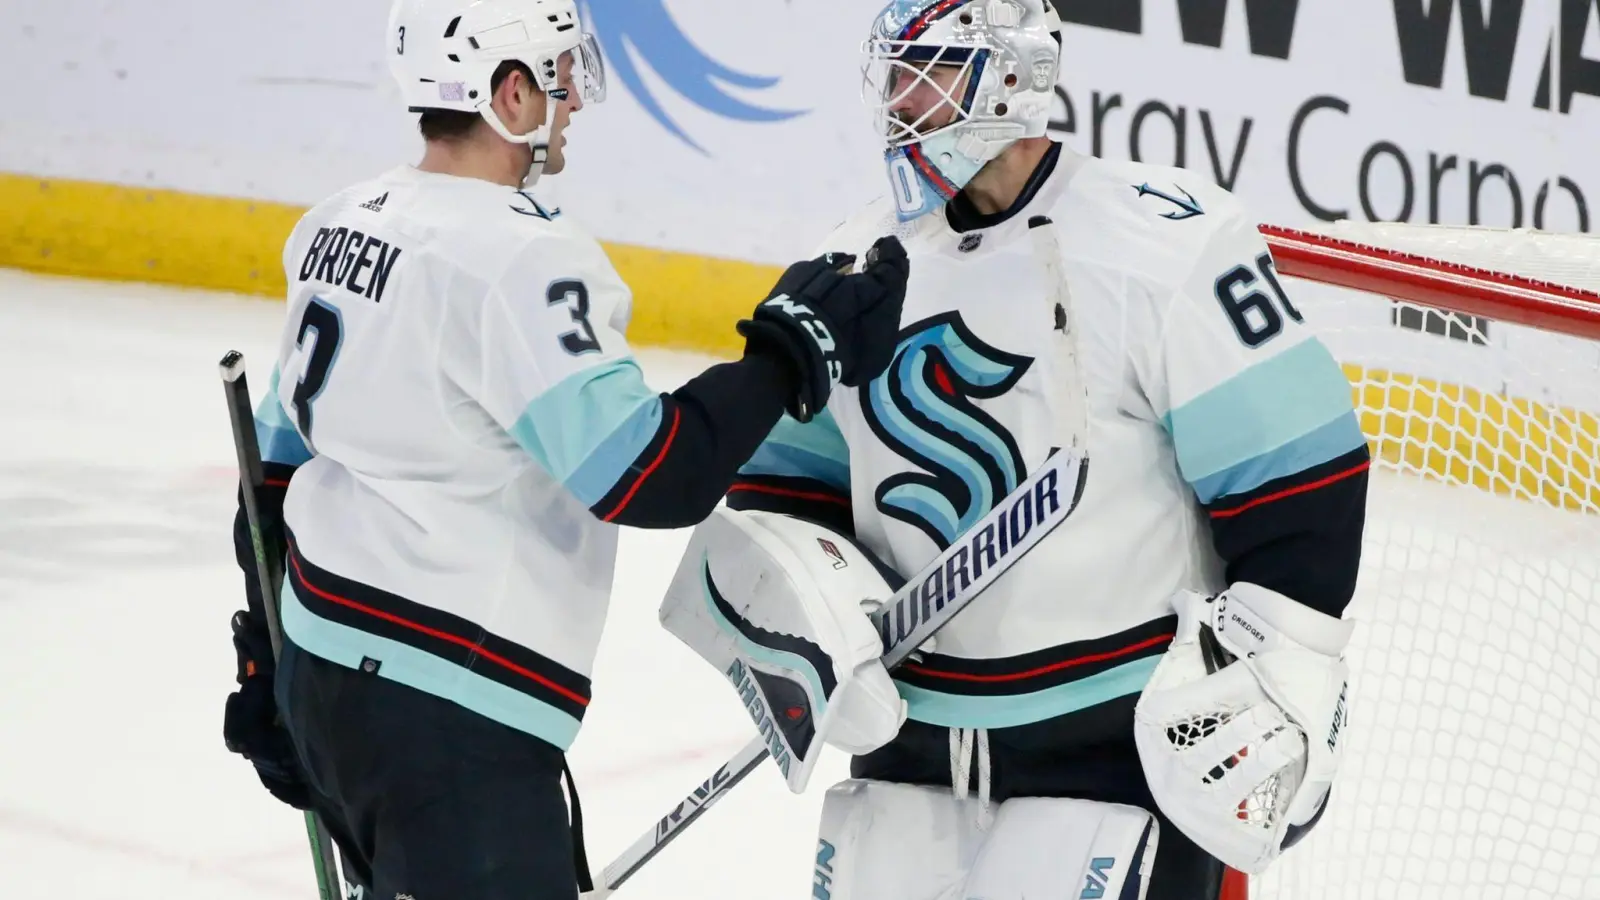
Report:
581,0,807,154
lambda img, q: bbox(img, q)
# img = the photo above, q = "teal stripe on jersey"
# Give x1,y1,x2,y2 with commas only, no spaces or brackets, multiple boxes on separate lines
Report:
701,560,829,709
255,367,312,466
895,655,1161,729
510,357,664,508
1164,338,1357,499
738,409,851,491
1190,410,1366,504
279,580,583,750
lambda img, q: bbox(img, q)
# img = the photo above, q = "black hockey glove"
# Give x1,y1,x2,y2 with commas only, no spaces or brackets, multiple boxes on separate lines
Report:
737,235,910,422
223,610,312,811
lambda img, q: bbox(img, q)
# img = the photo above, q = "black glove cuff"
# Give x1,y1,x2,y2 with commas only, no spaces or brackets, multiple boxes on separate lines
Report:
736,315,832,423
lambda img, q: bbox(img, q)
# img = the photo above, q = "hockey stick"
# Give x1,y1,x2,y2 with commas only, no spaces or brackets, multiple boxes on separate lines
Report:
586,446,1090,898
585,216,1092,897
219,351,344,900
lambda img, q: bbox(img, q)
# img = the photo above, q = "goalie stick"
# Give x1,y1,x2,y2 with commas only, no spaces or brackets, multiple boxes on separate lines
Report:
219,350,344,900
588,448,1088,897
584,216,1092,898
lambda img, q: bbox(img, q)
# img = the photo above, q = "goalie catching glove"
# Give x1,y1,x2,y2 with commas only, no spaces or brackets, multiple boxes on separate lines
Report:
1133,582,1353,874
659,507,908,793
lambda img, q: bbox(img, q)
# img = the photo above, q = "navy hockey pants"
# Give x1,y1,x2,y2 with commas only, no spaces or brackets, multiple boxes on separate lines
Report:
275,637,585,899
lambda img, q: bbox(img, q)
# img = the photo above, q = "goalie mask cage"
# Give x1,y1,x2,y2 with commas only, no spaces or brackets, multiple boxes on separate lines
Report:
1226,221,1600,900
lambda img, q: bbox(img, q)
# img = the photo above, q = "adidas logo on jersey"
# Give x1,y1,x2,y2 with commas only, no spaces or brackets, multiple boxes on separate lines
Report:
360,192,389,213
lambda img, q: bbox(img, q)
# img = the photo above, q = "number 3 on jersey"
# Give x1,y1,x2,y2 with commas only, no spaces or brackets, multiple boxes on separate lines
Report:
1215,251,1303,348
548,279,602,355
290,298,344,439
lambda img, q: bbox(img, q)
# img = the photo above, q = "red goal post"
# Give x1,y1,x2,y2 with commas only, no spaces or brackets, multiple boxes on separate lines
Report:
1262,224,1600,341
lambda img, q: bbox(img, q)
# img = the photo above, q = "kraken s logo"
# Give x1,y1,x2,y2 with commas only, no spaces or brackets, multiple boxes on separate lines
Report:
578,0,806,154
863,313,1031,551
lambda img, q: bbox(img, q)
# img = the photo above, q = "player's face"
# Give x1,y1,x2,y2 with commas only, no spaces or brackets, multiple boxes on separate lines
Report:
543,52,583,175
887,61,968,137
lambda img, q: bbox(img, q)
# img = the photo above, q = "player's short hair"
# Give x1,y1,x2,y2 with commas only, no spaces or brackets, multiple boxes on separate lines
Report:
417,60,534,143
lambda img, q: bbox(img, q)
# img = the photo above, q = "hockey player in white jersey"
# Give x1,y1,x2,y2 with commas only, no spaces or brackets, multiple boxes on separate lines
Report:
217,1,909,898
658,2,1370,898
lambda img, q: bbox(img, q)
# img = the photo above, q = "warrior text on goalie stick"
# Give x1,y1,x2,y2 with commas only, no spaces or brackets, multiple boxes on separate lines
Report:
587,446,1088,897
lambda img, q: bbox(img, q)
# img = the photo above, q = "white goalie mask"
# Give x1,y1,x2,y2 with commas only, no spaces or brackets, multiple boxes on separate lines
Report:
861,0,1063,221
387,0,607,188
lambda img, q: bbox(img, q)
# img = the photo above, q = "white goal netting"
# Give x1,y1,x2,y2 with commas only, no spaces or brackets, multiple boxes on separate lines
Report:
1248,223,1600,900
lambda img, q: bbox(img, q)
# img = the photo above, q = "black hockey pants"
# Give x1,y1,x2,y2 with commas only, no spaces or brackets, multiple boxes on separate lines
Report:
275,637,589,899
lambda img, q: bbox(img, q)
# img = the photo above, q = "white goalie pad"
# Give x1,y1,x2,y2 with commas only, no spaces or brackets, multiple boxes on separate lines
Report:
1133,582,1353,874
815,779,1158,900
658,508,907,793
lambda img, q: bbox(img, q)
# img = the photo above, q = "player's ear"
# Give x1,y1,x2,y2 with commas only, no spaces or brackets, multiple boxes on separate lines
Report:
494,65,544,136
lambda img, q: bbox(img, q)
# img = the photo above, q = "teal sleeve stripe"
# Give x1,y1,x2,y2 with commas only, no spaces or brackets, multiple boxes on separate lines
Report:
564,399,664,507
259,425,314,467
895,655,1160,730
1190,410,1367,504
510,357,664,508
1163,338,1356,486
255,366,312,466
279,580,582,750
737,409,851,491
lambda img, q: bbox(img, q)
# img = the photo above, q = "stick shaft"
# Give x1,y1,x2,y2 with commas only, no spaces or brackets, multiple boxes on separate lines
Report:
219,350,342,900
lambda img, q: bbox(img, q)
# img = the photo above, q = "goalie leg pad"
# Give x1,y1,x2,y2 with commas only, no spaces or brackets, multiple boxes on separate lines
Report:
816,779,1159,900
659,508,907,793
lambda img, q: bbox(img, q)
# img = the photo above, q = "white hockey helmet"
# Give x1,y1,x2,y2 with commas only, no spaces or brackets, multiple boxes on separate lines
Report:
386,0,606,184
862,0,1063,221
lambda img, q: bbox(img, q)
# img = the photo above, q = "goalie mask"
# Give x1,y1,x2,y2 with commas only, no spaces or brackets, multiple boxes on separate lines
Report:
387,0,607,188
862,0,1063,221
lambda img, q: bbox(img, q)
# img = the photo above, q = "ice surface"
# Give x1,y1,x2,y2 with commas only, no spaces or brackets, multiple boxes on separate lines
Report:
0,270,846,900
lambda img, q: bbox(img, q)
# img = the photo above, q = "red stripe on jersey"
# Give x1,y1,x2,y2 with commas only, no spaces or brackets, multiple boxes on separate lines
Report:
727,481,852,508
286,546,589,707
602,406,682,523
1208,459,1372,520
902,633,1174,683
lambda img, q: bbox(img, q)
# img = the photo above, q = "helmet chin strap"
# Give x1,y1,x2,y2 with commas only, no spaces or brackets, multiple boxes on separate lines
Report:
479,88,560,190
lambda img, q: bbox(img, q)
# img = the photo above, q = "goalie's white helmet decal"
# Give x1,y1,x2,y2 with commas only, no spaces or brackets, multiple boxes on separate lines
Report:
861,0,1063,221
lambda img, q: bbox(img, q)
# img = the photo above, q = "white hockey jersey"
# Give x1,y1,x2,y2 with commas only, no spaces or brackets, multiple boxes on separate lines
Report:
255,166,660,751
731,144,1369,735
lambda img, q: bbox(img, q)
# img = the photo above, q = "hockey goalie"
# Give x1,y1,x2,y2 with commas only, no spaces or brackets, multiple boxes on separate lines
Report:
659,1,1369,898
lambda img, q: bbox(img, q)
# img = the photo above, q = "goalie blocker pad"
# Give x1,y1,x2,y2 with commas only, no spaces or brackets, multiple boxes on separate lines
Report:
816,779,1158,900
659,508,908,793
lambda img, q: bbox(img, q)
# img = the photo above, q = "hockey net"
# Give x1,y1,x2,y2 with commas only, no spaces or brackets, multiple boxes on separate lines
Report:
1240,222,1600,900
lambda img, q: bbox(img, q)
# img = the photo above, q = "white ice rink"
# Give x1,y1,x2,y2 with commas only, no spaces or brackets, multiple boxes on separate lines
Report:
0,269,849,900
4,269,1599,900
